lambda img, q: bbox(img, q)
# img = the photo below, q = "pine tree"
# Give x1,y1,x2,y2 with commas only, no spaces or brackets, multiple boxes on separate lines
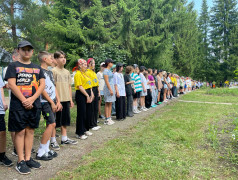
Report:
210,0,238,80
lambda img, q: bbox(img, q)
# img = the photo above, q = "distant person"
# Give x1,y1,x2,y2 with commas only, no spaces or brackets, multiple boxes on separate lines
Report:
97,62,106,120
0,75,13,167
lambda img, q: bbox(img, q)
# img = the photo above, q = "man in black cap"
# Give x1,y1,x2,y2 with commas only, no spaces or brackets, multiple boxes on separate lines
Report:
4,40,45,174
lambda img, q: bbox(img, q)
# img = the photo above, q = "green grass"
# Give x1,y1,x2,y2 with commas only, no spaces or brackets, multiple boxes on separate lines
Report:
54,89,238,179
206,88,238,96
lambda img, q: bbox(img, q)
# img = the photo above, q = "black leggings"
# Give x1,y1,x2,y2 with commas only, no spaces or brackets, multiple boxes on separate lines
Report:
75,89,92,135
116,96,126,119
91,87,98,128
145,89,152,108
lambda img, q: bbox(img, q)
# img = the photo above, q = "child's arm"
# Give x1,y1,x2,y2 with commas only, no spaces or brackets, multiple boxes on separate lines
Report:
55,89,62,111
8,78,28,108
0,87,8,111
22,78,45,109
69,85,74,108
42,90,57,112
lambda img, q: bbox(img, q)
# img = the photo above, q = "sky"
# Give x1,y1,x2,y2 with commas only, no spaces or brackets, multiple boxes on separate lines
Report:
188,0,214,15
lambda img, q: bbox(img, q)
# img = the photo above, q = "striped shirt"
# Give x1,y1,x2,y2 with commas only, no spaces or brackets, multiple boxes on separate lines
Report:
131,73,142,92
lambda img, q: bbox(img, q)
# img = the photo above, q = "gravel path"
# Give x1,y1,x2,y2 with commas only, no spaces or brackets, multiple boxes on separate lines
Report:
0,98,178,180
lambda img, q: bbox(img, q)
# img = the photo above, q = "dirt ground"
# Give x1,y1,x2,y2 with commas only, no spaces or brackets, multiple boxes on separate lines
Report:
0,99,177,180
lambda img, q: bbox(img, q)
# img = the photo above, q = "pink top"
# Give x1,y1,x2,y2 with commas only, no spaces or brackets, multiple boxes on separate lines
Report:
148,75,155,86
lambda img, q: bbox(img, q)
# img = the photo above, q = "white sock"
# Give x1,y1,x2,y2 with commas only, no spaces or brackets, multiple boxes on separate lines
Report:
37,143,46,157
45,140,50,153
62,135,67,142
51,137,56,143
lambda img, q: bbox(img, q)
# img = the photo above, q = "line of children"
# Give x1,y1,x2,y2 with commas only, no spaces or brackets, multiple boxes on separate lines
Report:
0,41,201,175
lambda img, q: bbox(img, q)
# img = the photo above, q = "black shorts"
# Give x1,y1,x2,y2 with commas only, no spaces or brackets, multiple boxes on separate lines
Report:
56,101,71,128
41,102,56,125
8,108,41,132
0,114,6,131
133,91,141,99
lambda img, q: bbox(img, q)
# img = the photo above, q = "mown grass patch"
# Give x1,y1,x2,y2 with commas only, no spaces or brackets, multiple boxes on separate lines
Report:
54,90,238,180
206,88,238,96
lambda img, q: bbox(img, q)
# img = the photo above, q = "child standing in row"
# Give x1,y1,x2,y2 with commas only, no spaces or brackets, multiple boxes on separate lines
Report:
52,51,77,145
5,41,45,174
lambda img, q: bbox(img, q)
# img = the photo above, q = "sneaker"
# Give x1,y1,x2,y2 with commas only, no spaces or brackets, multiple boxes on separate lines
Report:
76,134,88,140
133,110,139,114
92,126,100,131
48,150,58,158
61,138,78,145
104,120,114,125
99,115,105,119
36,152,53,161
50,141,60,151
97,126,101,129
142,108,148,111
0,155,13,167
12,148,18,156
85,131,93,136
16,160,31,175
137,109,142,113
26,158,41,169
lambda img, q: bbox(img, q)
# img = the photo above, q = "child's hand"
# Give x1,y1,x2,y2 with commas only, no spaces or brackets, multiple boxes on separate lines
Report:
110,90,113,96
22,97,34,108
86,96,91,103
70,100,74,108
3,104,8,111
57,102,63,111
51,102,57,113
144,88,146,92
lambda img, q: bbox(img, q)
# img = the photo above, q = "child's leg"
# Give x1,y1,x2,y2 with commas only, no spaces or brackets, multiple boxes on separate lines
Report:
98,96,102,116
61,126,67,137
15,129,25,162
0,131,6,153
10,132,15,148
24,127,34,161
108,102,112,117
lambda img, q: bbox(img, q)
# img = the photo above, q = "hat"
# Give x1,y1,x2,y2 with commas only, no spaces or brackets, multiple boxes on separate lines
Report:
116,62,125,67
18,40,34,49
87,58,94,65
78,59,87,66
100,62,105,67
133,64,138,69
112,65,116,69
105,58,114,64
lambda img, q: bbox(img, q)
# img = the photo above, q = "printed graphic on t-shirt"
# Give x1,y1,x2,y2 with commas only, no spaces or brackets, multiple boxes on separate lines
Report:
16,67,40,97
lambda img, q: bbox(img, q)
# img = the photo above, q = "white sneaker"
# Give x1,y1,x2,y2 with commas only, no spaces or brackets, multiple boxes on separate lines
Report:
76,134,88,140
104,120,114,125
85,131,93,136
143,108,148,111
96,126,101,129
92,126,100,131
109,118,115,124
133,110,139,114
137,109,141,113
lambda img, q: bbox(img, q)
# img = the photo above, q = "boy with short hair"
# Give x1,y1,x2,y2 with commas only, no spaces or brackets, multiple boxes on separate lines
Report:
36,51,62,161
0,75,13,167
4,40,45,174
52,51,77,145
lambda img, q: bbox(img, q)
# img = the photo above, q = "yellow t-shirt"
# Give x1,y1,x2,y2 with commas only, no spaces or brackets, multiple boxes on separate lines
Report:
85,69,99,87
74,70,92,90
174,78,177,86
171,77,175,83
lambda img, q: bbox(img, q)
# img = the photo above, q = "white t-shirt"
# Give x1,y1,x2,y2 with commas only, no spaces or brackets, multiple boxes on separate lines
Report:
97,71,105,91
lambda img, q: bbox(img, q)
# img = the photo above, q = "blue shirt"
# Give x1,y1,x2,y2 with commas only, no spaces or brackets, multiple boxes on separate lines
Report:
103,68,114,85
113,72,126,96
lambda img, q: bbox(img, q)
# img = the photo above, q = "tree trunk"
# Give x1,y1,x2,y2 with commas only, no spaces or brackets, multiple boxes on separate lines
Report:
10,0,17,45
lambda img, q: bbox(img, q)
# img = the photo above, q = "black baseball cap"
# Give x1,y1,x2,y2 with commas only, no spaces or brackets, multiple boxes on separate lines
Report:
116,62,125,67
17,40,34,49
105,58,114,64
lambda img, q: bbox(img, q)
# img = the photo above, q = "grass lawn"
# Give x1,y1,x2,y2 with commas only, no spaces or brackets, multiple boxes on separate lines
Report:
54,89,238,179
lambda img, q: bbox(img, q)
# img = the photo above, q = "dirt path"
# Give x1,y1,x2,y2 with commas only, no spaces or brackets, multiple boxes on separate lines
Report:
0,98,179,180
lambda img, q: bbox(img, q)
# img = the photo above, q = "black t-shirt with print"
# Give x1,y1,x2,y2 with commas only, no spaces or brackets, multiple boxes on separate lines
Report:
124,74,133,96
4,61,45,110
